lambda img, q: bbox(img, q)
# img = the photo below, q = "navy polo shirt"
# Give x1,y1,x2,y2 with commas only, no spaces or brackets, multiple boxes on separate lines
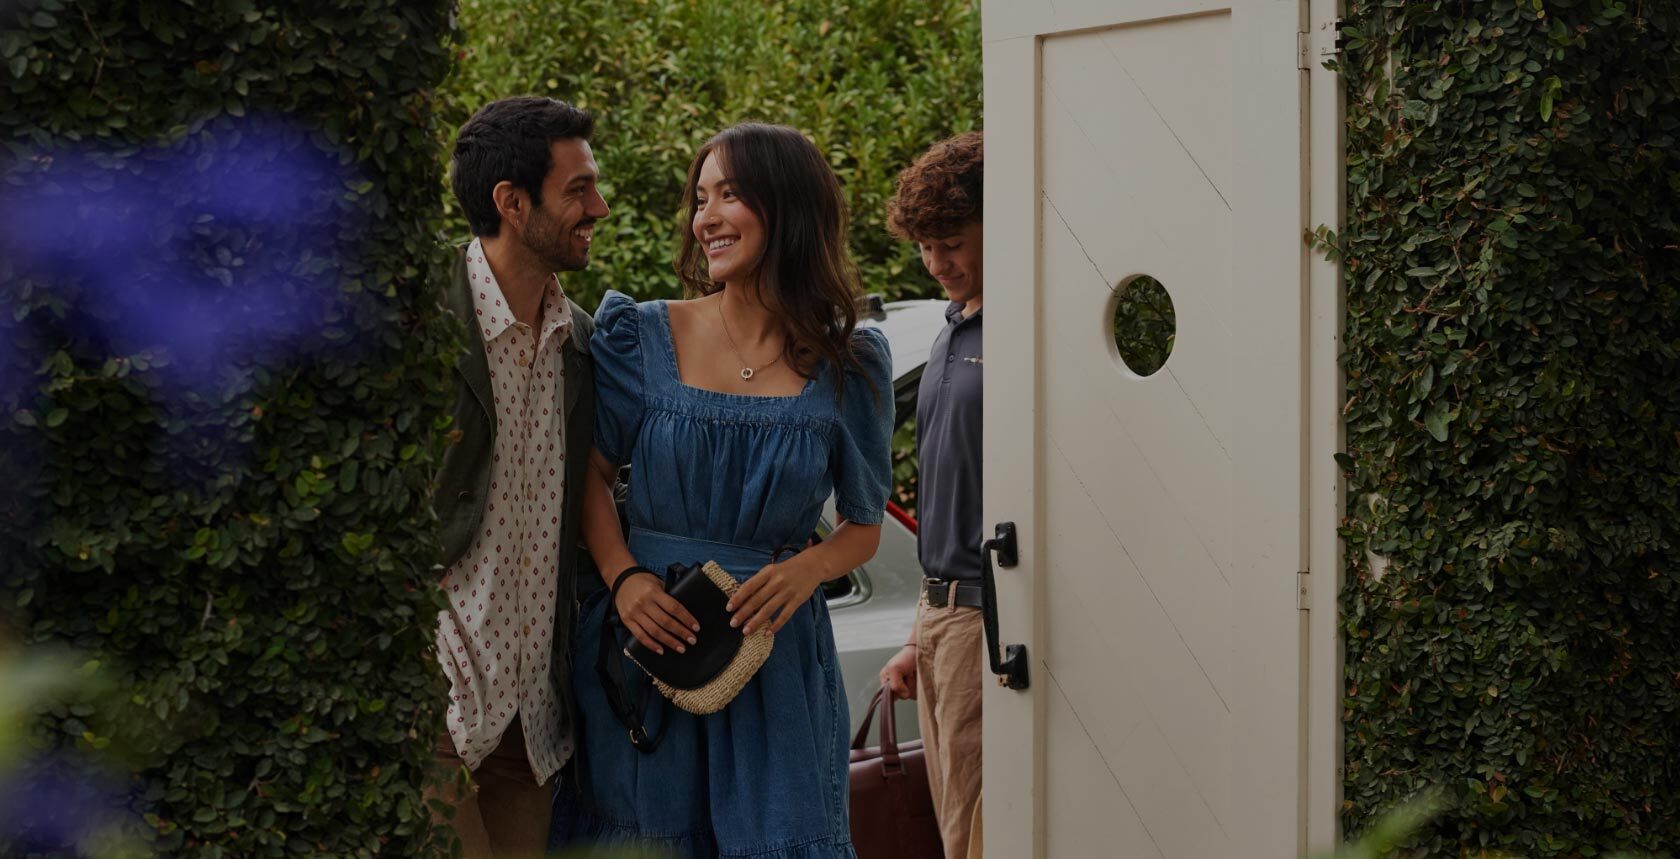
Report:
916,302,983,581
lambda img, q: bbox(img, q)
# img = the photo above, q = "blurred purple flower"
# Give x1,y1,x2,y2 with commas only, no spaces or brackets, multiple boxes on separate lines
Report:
0,752,131,853
0,114,369,401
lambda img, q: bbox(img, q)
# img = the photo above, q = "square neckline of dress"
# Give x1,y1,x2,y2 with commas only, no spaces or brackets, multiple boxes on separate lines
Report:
653,299,819,402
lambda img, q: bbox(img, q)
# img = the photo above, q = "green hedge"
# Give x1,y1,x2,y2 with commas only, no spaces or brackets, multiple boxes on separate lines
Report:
1,2,458,855
440,0,981,516
1111,275,1176,378
438,0,982,310
437,0,1178,532
1337,0,1680,853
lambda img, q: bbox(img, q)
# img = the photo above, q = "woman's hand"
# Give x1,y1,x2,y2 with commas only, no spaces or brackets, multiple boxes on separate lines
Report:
614,572,700,656
728,557,826,635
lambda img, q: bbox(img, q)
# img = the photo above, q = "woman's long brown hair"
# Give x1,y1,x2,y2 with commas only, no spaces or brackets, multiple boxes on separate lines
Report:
675,123,868,396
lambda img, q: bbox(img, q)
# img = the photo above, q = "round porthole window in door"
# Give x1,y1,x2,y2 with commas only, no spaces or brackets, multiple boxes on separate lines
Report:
1111,274,1176,377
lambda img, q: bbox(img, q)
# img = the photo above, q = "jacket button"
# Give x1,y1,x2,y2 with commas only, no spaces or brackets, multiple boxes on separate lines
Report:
457,491,471,502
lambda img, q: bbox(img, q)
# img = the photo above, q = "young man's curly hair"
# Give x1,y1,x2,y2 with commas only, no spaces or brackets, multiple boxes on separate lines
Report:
887,131,983,241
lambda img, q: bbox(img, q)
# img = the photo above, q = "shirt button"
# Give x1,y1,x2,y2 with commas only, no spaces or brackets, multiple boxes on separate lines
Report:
523,626,530,637
947,354,955,362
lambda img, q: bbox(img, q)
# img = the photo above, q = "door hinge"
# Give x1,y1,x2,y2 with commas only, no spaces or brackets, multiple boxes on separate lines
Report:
1313,18,1347,68
1296,31,1310,71
1297,571,1312,611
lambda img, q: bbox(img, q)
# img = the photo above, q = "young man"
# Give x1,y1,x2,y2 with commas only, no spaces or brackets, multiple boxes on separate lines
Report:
880,131,985,859
430,96,609,857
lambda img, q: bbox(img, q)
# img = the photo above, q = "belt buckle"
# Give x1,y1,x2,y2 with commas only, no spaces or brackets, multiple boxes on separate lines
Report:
924,579,949,608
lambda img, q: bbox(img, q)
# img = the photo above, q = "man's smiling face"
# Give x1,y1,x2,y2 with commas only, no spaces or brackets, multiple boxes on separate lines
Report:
520,138,608,272
919,219,984,308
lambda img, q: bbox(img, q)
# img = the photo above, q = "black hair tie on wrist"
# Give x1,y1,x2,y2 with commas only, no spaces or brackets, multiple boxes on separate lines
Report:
611,565,659,604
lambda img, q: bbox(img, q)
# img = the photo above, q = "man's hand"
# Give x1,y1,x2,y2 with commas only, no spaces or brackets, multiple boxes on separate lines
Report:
613,573,699,655
879,645,918,700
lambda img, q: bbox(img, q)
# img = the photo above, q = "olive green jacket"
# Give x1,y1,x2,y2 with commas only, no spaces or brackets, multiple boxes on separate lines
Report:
433,245,596,736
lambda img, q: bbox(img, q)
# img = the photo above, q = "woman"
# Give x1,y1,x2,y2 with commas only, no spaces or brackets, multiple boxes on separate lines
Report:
563,123,893,857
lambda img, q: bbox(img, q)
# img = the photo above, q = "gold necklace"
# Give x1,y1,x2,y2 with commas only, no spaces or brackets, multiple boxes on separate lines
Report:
716,298,780,381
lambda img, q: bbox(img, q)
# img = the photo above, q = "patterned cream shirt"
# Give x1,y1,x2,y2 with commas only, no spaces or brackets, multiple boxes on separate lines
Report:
435,238,574,782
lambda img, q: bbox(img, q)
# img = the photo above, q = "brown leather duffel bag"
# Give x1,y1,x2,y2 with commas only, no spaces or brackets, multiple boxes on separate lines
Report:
848,686,944,858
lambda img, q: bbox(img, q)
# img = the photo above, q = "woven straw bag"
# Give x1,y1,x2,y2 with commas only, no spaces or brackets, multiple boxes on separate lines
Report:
622,561,775,715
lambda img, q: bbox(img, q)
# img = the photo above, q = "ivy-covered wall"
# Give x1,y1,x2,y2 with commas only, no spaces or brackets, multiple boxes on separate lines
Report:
1,3,458,854
1338,0,1680,853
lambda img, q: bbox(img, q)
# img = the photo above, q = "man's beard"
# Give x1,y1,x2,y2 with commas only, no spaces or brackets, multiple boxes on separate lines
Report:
523,206,590,273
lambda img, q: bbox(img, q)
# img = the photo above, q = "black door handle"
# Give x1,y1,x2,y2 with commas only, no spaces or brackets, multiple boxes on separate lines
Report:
981,522,1030,690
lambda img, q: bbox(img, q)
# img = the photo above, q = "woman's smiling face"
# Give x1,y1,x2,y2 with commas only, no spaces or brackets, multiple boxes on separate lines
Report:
691,151,766,287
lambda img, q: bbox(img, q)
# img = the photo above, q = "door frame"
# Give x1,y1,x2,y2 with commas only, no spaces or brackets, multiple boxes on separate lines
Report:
1305,0,1347,850
980,1,1347,855
979,26,1042,859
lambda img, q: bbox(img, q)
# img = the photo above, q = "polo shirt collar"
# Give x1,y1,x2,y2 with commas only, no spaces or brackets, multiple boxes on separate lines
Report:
945,301,983,326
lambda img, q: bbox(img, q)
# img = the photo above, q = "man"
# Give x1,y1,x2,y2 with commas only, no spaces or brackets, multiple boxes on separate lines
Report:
880,130,985,859
430,96,608,857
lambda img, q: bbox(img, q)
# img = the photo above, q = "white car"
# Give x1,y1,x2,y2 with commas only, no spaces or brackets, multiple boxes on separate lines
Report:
822,297,951,739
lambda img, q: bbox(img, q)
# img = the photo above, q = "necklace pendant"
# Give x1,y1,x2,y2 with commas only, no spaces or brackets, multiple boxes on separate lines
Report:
740,368,754,381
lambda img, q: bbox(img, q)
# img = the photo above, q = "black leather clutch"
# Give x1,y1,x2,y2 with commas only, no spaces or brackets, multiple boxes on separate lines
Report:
621,561,774,715
626,562,745,689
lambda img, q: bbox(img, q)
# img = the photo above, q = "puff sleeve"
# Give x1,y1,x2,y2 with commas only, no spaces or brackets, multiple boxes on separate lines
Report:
590,291,646,468
831,327,896,525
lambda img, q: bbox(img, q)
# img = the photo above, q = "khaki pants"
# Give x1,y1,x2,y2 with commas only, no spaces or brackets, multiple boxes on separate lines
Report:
429,717,553,858
914,597,984,859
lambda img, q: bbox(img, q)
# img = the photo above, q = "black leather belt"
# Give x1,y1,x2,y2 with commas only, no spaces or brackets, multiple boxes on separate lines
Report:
923,578,984,609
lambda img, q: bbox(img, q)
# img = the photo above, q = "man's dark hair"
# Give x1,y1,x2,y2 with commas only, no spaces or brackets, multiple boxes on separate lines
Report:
450,96,595,237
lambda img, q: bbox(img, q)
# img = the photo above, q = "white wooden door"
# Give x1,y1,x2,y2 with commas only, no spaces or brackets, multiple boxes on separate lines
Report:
981,1,1334,856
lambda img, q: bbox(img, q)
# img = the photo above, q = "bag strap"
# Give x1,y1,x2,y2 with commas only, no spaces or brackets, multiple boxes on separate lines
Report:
850,685,905,776
596,567,663,754
850,687,885,750
877,685,904,775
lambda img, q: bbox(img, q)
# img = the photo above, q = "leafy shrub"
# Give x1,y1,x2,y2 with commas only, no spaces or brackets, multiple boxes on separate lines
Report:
438,0,983,311
440,0,981,519
1336,0,1680,853
1,2,458,855
1110,275,1176,378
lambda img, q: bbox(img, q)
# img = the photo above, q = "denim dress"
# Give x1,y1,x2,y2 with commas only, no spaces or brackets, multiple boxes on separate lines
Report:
556,291,894,858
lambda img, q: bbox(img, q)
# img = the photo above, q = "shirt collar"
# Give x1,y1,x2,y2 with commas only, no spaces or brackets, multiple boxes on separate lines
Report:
465,238,573,344
538,279,574,347
945,301,983,327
